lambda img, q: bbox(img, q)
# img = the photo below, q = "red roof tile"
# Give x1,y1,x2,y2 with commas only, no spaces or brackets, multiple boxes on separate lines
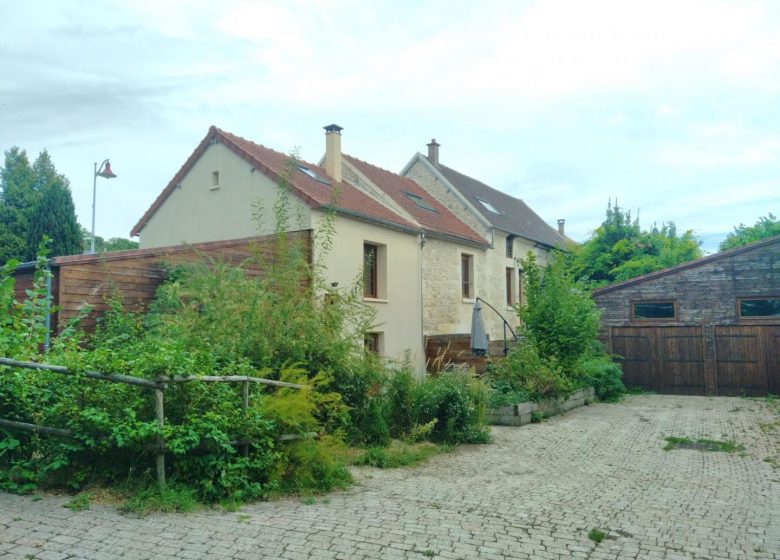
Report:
131,126,416,237
344,154,487,245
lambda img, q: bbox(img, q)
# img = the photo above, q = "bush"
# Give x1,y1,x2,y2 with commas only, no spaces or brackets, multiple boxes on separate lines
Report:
482,250,626,404
383,369,415,438
486,341,571,402
573,355,625,402
519,251,600,371
411,373,490,444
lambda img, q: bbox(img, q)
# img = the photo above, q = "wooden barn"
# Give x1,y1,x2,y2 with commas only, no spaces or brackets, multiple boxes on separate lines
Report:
593,235,780,396
11,231,311,335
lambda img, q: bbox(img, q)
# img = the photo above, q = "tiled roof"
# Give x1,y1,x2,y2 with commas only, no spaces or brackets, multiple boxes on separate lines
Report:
344,155,487,246
131,126,416,237
434,162,566,248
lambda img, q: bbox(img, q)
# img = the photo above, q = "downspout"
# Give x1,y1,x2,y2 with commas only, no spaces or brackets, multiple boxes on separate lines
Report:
44,261,52,353
419,231,426,375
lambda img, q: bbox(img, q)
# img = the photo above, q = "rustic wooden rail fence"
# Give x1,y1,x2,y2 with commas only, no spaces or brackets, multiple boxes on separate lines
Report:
0,357,313,487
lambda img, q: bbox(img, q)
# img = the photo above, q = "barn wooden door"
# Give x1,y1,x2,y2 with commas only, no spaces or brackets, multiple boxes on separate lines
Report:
610,326,705,395
715,326,769,396
765,326,780,395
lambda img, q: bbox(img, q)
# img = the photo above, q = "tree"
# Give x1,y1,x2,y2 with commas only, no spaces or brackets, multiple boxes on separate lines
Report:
0,147,82,263
571,202,702,287
0,148,35,263
25,151,82,260
79,227,139,253
719,213,780,251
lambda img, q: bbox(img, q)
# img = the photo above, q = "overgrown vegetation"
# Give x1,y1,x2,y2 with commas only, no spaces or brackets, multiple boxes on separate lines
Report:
486,251,625,405
571,201,701,288
0,160,489,507
719,213,780,251
663,437,744,453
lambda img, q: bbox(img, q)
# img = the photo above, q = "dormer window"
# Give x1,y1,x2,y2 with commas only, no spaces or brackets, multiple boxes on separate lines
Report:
295,163,331,185
403,191,438,212
476,197,502,215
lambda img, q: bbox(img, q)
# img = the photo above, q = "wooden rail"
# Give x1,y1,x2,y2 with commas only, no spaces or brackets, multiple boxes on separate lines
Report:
0,357,311,487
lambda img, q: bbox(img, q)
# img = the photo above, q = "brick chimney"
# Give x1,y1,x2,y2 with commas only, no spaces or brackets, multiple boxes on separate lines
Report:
557,219,566,235
324,124,343,182
427,138,440,167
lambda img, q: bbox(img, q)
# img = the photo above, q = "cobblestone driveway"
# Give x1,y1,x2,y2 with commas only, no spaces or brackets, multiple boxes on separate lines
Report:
2,395,779,560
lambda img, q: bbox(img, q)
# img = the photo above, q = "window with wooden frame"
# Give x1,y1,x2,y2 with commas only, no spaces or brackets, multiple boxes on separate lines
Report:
506,267,514,306
363,243,378,298
518,270,523,306
632,300,677,320
505,235,514,258
461,254,474,299
364,332,381,354
738,297,780,318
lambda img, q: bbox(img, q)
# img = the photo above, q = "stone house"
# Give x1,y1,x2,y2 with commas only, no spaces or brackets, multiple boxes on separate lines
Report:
324,148,491,340
400,140,568,337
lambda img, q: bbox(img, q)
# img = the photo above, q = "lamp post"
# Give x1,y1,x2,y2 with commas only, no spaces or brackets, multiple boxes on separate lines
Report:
91,159,117,254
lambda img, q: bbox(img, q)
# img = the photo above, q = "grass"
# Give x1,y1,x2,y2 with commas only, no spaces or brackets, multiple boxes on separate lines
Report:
588,528,606,543
663,436,745,453
349,441,450,469
63,493,90,511
119,483,198,516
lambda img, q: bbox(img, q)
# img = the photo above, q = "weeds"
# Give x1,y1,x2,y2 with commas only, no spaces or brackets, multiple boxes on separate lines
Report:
63,493,90,511
119,483,198,516
663,437,744,453
588,528,606,543
350,441,448,469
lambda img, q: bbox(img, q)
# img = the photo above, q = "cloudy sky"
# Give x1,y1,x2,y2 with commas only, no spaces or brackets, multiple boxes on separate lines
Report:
2,0,778,251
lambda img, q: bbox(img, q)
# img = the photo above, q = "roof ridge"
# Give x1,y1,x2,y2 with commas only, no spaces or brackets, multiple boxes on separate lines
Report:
592,233,780,295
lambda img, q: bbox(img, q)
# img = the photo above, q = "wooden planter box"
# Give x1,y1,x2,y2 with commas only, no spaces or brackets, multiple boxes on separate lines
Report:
487,387,595,426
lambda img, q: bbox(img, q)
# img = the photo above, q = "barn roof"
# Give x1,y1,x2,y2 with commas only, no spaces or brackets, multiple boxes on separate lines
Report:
592,234,780,296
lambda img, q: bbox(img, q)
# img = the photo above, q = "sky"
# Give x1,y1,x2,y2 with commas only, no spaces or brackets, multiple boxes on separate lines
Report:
1,0,778,252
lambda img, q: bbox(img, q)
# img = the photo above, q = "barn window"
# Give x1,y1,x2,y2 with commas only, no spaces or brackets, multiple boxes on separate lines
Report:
632,301,676,320
739,298,780,317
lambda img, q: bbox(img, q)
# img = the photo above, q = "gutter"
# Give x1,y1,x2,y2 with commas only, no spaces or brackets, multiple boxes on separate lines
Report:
327,206,420,236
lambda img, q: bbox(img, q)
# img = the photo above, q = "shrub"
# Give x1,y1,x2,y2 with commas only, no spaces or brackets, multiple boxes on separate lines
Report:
383,369,415,438
486,341,571,402
482,250,626,404
412,373,490,444
573,355,625,402
519,251,600,371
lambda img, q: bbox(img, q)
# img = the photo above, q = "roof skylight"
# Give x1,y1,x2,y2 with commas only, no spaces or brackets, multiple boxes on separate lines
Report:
295,163,331,185
403,191,438,212
476,197,502,215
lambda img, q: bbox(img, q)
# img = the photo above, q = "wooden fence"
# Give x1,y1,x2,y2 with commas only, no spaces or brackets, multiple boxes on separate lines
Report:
0,357,313,487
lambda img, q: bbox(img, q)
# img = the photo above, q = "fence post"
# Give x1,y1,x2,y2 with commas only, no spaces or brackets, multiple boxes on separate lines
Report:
241,380,249,457
154,387,166,487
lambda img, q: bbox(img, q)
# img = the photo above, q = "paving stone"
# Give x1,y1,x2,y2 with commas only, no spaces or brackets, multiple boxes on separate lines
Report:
0,396,778,559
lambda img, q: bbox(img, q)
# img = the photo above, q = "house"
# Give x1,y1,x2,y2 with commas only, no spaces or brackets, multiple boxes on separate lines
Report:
131,125,437,374
400,139,568,336
592,235,780,396
326,151,499,350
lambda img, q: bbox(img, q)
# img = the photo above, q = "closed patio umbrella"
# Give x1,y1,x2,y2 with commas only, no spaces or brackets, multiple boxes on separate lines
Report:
470,299,489,357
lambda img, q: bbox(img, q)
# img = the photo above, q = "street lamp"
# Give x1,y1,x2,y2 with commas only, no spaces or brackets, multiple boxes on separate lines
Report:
91,159,117,254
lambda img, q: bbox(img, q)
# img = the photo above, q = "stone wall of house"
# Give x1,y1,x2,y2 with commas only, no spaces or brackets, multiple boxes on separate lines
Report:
404,159,491,239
